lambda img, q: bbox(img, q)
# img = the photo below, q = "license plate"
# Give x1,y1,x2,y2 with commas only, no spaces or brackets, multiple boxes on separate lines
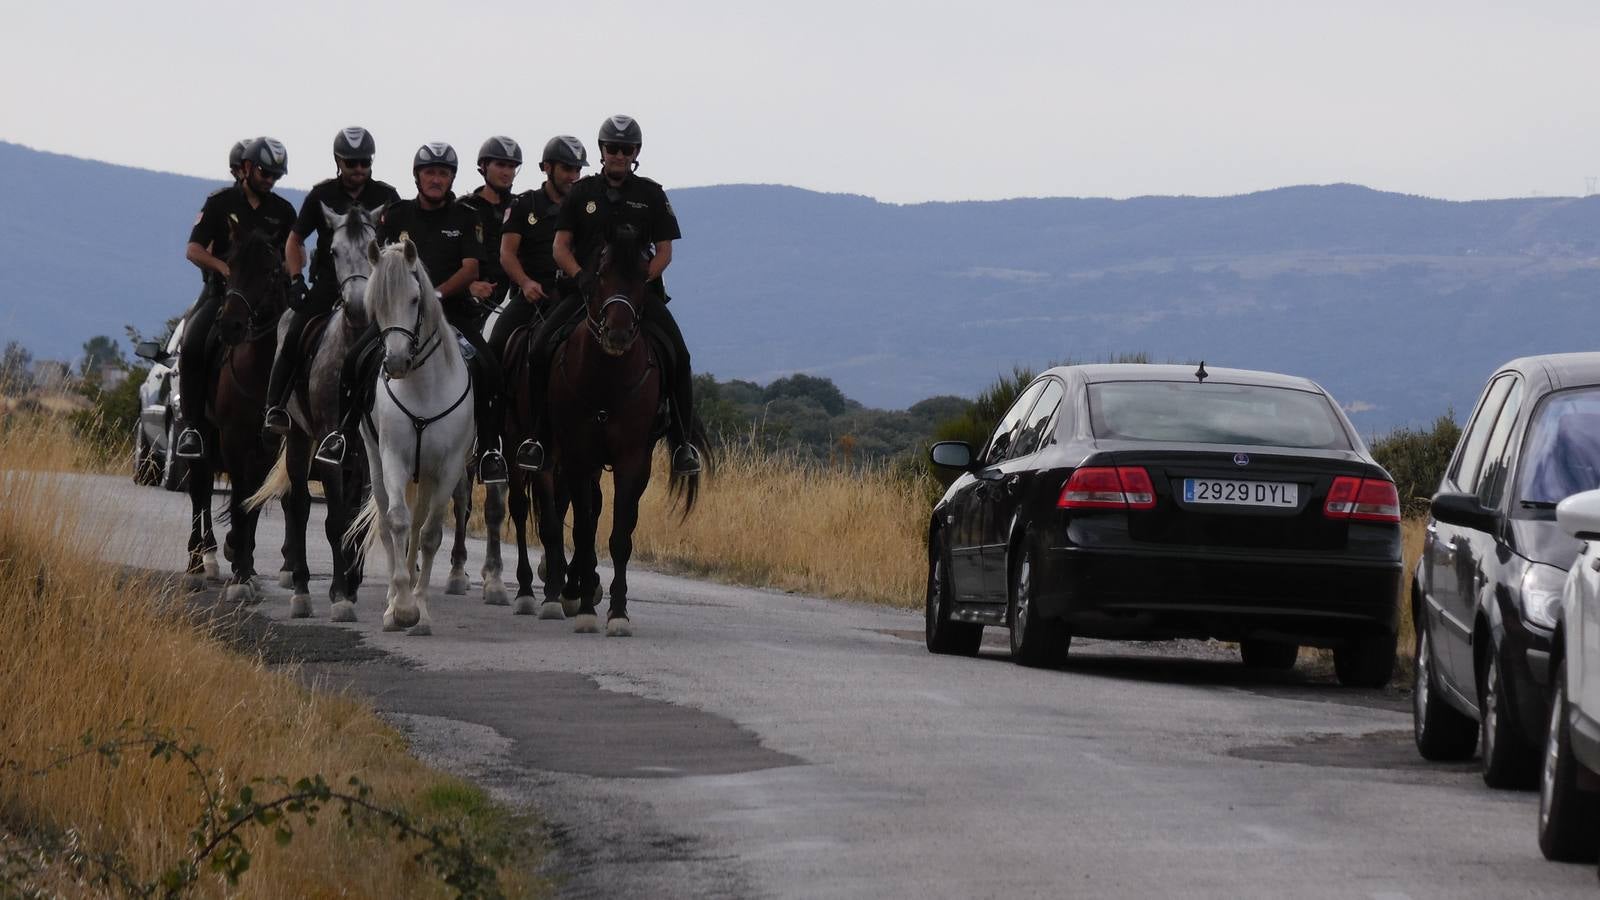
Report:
1182,478,1297,508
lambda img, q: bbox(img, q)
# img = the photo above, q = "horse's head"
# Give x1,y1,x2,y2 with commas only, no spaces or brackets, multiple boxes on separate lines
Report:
366,239,439,379
321,202,378,325
587,224,650,357
218,230,288,346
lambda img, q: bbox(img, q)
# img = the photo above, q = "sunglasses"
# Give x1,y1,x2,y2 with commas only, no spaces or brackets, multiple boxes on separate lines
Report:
342,158,373,168
601,143,638,157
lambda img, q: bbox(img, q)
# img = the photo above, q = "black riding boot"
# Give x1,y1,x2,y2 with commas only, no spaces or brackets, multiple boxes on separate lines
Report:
263,308,311,435
650,298,701,476
315,322,378,466
175,287,222,459
513,291,583,473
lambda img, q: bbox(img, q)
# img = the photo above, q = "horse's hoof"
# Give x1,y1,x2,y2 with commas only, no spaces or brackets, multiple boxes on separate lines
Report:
203,553,220,579
606,617,633,638
277,570,294,589
393,607,421,629
289,593,311,618
184,573,206,592
513,595,537,615
573,613,599,634
223,582,254,604
537,600,566,620
330,600,357,623
407,621,432,636
561,597,583,618
483,586,509,606
445,573,469,595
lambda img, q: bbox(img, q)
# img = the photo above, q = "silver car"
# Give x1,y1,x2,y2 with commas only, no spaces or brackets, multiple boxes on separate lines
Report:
132,320,187,491
1541,488,1600,862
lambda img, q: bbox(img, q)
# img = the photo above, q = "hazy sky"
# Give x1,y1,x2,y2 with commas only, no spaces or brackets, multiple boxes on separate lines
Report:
6,1,1599,204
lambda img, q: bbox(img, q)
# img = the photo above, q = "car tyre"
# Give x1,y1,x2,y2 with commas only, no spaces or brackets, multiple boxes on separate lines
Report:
1240,640,1298,670
1413,627,1477,760
1480,648,1539,789
1334,632,1395,687
161,417,188,492
1008,535,1069,668
132,425,160,486
925,545,981,657
1538,657,1600,862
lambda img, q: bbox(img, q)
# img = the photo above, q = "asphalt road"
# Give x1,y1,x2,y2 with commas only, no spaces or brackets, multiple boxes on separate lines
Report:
82,474,1598,899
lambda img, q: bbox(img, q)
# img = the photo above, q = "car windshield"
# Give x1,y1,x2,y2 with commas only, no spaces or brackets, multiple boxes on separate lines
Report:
1517,387,1600,507
1087,380,1352,449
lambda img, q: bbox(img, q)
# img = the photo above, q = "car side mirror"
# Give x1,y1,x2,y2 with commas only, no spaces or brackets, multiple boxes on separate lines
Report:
1556,488,1600,540
1430,491,1499,532
929,441,973,470
134,340,168,364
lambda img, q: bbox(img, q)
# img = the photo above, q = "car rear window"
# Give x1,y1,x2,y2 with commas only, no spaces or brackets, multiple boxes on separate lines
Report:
1517,387,1600,507
1087,381,1352,450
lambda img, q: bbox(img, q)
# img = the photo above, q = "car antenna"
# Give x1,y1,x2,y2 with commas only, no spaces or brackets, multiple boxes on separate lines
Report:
1194,361,1208,383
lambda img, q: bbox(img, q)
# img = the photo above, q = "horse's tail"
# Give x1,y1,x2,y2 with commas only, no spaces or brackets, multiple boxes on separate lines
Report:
666,413,711,520
345,492,382,558
244,444,292,512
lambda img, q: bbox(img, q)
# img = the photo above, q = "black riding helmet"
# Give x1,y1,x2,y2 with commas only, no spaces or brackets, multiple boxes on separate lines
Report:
228,138,250,173
413,142,459,174
598,115,642,149
541,135,588,169
333,126,376,159
243,137,289,177
477,135,523,167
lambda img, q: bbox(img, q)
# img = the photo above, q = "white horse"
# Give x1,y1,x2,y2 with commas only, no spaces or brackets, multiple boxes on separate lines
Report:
347,239,477,635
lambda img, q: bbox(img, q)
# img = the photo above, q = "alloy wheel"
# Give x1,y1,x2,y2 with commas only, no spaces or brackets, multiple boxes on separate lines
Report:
1541,677,1563,832
1011,555,1031,650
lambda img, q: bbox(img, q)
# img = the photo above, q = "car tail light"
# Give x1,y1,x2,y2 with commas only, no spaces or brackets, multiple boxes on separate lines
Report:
1058,466,1156,510
1324,476,1401,523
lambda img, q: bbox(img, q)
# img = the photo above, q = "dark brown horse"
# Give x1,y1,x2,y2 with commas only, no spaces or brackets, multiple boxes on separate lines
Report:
185,230,287,601
536,226,706,635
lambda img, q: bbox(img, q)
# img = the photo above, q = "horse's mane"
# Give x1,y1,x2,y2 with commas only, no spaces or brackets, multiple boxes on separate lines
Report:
228,229,282,285
598,225,648,288
337,206,376,244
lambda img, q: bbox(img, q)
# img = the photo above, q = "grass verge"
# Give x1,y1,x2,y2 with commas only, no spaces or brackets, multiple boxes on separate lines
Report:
0,412,547,897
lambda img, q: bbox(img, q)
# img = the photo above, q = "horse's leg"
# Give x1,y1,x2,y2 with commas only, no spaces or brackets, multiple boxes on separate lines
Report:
604,455,651,637
223,464,266,604
373,463,417,632
323,459,359,622
567,468,603,634
284,432,314,617
185,458,211,590
407,476,454,637
444,473,471,595
482,480,510,607
507,471,543,616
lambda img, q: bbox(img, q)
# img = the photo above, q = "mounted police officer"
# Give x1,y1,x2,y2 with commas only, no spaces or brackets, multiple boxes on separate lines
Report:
458,136,522,309
519,115,700,475
262,127,402,436
313,142,509,485
493,136,586,460
173,137,296,460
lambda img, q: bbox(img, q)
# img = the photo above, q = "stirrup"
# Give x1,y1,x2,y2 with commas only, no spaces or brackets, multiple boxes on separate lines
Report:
671,444,702,476
514,439,545,473
174,426,205,460
262,406,291,436
314,432,347,466
479,449,508,485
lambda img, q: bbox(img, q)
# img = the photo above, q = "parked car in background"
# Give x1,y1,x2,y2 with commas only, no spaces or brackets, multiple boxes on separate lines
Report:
1412,353,1600,789
133,320,187,491
1541,488,1600,862
925,363,1402,686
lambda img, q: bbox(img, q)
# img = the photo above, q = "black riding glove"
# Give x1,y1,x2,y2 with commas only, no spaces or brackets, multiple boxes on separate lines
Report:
576,270,599,298
288,274,309,310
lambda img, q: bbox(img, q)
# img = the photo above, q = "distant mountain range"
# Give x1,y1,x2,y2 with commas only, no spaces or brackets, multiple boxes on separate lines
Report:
4,139,1598,433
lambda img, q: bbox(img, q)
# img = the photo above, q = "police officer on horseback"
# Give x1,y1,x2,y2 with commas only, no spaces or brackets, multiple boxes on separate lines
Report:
173,137,296,460
313,142,510,485
519,115,701,476
262,126,401,436
458,136,522,309
490,135,586,372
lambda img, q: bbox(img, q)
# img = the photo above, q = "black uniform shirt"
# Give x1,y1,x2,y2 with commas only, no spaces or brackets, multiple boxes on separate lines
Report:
502,184,565,290
291,177,401,287
457,187,513,286
188,185,297,285
555,173,682,271
376,197,484,305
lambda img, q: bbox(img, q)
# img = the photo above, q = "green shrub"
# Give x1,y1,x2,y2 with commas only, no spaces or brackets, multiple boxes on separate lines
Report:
1370,411,1460,513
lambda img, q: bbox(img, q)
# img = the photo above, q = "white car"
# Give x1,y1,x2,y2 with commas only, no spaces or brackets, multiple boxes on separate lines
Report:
132,319,187,491
1541,488,1600,862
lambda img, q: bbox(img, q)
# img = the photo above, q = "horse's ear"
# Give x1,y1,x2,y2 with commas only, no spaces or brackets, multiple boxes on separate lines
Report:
320,201,344,230
366,240,381,266
402,238,417,265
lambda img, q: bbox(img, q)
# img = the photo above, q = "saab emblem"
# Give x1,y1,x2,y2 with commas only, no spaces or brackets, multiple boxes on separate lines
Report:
1233,453,1250,467
585,200,597,214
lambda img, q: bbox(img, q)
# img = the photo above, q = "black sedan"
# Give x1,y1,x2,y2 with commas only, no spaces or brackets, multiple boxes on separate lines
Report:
926,363,1403,686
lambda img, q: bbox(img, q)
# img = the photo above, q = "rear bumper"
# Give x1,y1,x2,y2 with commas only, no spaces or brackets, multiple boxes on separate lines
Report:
1032,543,1401,646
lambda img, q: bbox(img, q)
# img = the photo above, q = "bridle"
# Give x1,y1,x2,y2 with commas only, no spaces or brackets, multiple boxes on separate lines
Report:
587,293,641,350
377,273,444,372
371,269,469,483
222,269,287,344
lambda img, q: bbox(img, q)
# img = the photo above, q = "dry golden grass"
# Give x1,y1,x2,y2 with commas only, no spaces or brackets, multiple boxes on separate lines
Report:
0,413,545,897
